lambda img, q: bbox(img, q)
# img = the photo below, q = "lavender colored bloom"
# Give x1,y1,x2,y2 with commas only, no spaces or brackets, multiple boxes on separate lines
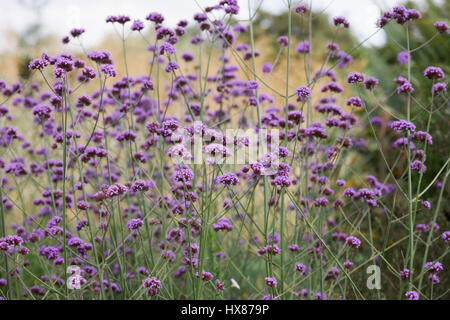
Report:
389,120,416,133
333,16,350,28
411,160,426,173
424,66,445,80
411,131,432,145
142,277,162,296
347,72,364,84
434,21,449,34
29,59,48,71
262,62,273,73
295,86,312,102
399,268,410,280
246,80,259,90
345,236,361,248
131,20,145,31
405,291,419,300
212,218,233,231
146,12,164,24
397,51,410,64
165,60,179,72
364,77,379,91
424,261,443,273
397,82,414,94
336,50,353,68
265,277,277,287
296,41,310,53
442,231,450,243
314,292,328,300
277,36,289,47
346,96,364,107
432,82,447,94
295,263,307,274
216,173,239,186
295,5,308,14
70,28,85,38
343,261,354,269
100,64,117,78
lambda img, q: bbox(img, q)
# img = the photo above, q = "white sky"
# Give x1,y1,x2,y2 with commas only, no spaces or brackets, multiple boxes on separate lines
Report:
0,0,431,52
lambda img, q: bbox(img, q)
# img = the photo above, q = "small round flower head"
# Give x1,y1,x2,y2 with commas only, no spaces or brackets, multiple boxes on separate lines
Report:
434,21,449,34
405,291,419,300
345,236,361,248
106,15,130,24
295,263,307,274
216,280,225,291
397,51,410,64
389,120,416,133
265,277,277,287
277,36,289,47
29,58,48,71
411,131,432,145
364,77,379,91
216,173,239,186
146,12,164,24
442,230,450,243
246,80,259,90
198,270,213,281
326,42,340,54
343,260,354,269
142,277,162,296
295,86,312,102
295,5,308,14
424,66,445,80
333,16,350,28
411,160,426,173
70,28,85,38
262,62,273,73
296,41,310,53
432,82,446,94
397,82,414,94
314,292,328,300
347,72,364,84
212,218,233,232
165,60,179,72
100,64,117,78
346,96,364,107
424,261,443,273
131,20,145,31
421,200,431,209
399,268,410,280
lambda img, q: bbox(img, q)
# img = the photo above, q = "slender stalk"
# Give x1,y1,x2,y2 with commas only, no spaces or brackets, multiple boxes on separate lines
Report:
247,0,272,295
405,24,414,291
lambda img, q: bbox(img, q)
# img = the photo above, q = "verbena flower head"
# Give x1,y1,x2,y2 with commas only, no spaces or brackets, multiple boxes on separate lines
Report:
389,120,416,133
345,236,361,248
333,16,350,28
434,21,449,34
397,51,410,64
424,66,445,80
295,86,312,102
296,41,310,53
405,291,419,300
347,72,364,84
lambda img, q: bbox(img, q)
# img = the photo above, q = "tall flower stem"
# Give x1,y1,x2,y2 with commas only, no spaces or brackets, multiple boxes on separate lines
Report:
248,0,273,295
405,24,414,291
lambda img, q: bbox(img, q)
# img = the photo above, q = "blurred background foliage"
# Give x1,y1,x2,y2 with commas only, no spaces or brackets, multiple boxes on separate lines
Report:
363,0,449,221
